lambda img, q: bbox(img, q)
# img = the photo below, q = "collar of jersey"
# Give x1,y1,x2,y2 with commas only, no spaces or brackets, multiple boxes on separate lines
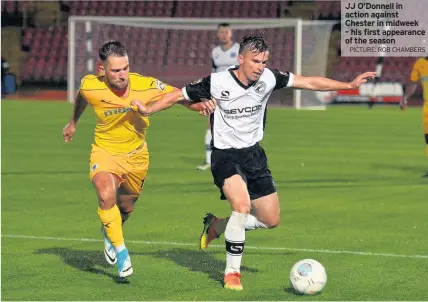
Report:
228,67,257,90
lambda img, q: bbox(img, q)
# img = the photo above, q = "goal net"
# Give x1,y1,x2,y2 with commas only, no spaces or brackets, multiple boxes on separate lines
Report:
68,17,335,109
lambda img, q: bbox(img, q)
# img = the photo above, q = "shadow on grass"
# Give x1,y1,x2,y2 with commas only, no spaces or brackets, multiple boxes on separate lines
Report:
140,248,259,287
36,247,269,287
35,247,130,284
284,286,323,297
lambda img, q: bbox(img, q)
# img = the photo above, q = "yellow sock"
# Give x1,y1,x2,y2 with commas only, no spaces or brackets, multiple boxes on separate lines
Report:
98,205,124,248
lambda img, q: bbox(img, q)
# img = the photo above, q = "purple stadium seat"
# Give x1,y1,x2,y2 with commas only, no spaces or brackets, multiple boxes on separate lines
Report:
65,0,173,16
22,27,35,48
5,1,16,13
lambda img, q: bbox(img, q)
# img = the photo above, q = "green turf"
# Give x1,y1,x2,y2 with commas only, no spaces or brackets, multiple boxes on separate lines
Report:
2,100,427,300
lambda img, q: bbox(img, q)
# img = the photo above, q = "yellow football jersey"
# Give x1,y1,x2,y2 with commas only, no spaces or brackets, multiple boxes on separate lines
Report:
410,57,428,106
79,72,175,154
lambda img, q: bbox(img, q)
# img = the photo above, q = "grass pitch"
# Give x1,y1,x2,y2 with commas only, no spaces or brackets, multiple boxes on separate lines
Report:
2,100,427,300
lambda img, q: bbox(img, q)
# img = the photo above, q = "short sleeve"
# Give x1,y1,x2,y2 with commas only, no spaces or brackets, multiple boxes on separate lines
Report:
272,69,294,90
182,75,211,102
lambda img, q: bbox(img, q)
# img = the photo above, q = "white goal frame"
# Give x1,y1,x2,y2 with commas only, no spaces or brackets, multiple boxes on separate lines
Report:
68,16,334,108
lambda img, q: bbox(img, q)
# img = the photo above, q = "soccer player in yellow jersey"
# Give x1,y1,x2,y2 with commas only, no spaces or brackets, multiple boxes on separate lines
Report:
401,56,428,177
62,41,214,278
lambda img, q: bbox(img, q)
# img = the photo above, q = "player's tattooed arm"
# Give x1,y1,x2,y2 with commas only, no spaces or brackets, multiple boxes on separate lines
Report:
72,92,88,124
63,92,87,143
132,89,185,116
179,99,216,116
132,75,214,116
132,90,215,117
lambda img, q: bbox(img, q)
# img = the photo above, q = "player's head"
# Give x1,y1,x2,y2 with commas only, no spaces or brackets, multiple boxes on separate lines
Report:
238,35,271,82
98,41,129,90
217,23,233,45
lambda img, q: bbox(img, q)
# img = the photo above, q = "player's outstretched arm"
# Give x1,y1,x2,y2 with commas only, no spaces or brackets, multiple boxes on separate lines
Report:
63,92,88,143
131,89,185,117
291,71,377,91
179,99,216,116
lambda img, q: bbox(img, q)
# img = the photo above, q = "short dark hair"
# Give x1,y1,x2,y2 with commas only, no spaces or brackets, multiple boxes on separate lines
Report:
98,41,127,61
218,23,231,29
239,35,271,54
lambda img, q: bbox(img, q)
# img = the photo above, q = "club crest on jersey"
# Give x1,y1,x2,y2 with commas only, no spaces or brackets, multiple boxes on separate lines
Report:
254,81,267,93
230,52,237,58
91,163,98,172
156,80,166,90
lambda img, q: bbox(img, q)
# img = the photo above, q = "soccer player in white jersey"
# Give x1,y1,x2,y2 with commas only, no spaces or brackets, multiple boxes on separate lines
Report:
197,23,240,171
131,35,376,291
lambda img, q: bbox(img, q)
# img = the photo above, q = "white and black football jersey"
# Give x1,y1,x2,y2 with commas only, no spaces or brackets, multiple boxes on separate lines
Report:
182,66,294,149
211,43,240,72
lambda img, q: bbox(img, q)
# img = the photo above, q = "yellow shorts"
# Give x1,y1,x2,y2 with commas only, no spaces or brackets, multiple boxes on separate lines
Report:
89,143,149,196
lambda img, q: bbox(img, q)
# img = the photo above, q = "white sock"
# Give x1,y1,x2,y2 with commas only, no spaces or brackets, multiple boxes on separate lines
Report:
206,150,212,165
224,211,246,275
245,214,267,231
205,129,212,165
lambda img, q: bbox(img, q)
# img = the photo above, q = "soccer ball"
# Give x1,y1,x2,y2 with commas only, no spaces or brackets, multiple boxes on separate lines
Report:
289,259,327,295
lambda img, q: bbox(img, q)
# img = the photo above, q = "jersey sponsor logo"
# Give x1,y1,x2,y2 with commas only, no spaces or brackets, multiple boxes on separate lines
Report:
223,104,262,115
100,99,112,104
254,81,267,93
230,52,237,58
104,107,132,116
220,90,230,99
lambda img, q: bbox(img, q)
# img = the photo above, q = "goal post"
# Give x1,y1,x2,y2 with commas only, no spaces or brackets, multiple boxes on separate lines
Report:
68,16,335,109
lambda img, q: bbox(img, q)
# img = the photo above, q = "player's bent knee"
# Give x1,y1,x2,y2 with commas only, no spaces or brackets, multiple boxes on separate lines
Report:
264,216,280,229
96,187,117,209
92,172,119,209
97,189,117,209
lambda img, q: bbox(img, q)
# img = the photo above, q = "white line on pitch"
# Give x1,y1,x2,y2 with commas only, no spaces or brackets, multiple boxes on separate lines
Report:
2,234,427,260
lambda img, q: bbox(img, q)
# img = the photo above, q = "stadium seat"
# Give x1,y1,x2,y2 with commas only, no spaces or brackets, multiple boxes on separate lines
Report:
5,1,16,13
175,1,280,18
315,1,341,20
22,27,35,49
65,0,173,16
